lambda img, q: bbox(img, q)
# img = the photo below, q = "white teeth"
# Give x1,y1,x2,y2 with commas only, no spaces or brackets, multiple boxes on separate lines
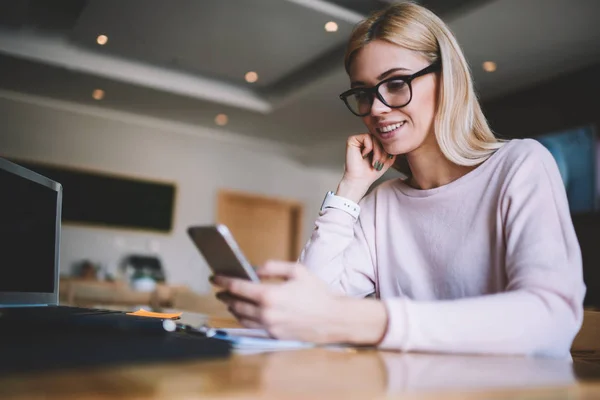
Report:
379,122,405,133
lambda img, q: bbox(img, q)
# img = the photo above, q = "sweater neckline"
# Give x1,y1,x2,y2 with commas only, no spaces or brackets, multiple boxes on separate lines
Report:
394,140,514,198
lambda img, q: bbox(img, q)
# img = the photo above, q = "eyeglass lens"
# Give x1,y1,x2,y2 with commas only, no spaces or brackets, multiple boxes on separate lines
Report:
346,79,411,116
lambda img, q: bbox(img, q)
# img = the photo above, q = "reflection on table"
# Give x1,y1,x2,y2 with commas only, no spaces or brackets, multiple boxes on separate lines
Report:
1,313,599,400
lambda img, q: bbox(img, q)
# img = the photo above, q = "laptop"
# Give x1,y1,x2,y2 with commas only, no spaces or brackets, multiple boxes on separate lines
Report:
0,156,123,314
0,156,231,372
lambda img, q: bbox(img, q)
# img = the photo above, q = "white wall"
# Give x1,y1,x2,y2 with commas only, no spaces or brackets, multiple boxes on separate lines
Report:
0,92,342,293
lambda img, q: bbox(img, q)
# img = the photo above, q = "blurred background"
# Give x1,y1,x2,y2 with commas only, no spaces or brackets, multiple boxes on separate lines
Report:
0,0,599,311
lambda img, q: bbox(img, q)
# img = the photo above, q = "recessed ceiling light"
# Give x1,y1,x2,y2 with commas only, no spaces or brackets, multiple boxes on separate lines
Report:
325,21,338,32
482,61,497,72
245,71,258,83
92,89,105,100
96,35,108,45
215,113,228,126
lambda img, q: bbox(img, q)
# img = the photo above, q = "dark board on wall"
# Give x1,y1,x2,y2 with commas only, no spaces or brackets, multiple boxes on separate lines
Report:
11,159,176,233
482,63,600,140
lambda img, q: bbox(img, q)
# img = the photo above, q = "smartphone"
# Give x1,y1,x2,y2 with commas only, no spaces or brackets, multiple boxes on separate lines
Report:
187,224,260,282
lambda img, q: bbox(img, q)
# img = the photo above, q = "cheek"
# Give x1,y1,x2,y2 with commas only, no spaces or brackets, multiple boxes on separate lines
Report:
409,91,437,127
362,116,375,130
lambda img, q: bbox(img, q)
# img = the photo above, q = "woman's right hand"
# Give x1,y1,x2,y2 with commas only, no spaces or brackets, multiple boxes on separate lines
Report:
336,133,396,203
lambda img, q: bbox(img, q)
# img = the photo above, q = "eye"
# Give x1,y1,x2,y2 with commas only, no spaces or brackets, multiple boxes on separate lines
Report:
385,79,408,93
354,90,371,102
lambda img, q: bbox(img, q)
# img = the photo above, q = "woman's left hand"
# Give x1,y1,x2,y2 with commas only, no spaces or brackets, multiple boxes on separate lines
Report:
211,261,345,344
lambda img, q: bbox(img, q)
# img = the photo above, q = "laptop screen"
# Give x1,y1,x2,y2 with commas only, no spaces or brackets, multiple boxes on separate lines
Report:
0,158,62,305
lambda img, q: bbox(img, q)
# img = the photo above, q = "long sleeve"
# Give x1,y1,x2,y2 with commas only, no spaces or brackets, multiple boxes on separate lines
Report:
379,144,586,358
299,207,376,297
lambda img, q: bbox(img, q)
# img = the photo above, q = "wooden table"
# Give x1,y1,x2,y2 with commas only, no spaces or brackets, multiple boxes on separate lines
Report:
1,314,599,400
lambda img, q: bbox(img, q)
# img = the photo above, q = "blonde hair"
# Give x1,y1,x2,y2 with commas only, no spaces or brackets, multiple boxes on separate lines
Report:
345,1,504,167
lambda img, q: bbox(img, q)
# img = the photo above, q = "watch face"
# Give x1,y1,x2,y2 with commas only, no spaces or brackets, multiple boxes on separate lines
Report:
320,191,334,211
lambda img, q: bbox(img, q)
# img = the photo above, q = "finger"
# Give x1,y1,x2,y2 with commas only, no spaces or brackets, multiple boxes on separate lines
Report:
212,275,263,303
374,139,393,172
371,136,384,171
215,290,254,305
228,300,262,321
256,260,300,279
383,153,397,169
218,293,263,323
347,133,373,159
359,134,374,159
238,318,265,330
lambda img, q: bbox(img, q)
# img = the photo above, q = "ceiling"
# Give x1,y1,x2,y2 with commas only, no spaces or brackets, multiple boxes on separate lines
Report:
0,0,599,168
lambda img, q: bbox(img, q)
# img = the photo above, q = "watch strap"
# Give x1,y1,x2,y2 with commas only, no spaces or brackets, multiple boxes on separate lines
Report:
320,191,360,219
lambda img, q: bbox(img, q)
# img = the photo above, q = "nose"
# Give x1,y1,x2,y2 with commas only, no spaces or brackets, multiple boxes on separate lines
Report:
370,95,391,116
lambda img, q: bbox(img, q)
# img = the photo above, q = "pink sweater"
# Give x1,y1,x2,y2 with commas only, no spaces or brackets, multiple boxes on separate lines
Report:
300,139,586,358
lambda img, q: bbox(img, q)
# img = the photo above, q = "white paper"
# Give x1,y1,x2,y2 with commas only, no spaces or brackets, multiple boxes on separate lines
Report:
211,328,315,351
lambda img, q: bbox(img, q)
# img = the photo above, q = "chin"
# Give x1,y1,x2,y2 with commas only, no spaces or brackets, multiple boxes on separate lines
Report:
381,138,420,156
370,124,421,155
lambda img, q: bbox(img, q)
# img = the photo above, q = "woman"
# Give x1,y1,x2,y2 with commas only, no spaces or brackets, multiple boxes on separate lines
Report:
212,2,585,358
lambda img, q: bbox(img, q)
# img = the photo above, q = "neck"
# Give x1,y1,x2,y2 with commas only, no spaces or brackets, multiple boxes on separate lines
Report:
405,142,474,190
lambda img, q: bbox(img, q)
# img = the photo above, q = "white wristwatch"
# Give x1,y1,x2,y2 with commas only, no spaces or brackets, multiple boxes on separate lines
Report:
320,191,360,219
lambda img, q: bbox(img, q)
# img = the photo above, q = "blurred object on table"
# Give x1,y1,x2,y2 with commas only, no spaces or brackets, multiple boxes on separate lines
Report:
121,254,166,283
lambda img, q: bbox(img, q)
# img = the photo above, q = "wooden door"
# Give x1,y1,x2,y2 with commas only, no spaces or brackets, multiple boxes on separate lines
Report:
216,190,303,267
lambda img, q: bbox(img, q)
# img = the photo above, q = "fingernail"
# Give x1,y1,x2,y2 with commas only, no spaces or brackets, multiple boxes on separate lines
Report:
363,154,368,159
388,154,394,159
377,164,383,171
373,162,380,170
209,275,215,283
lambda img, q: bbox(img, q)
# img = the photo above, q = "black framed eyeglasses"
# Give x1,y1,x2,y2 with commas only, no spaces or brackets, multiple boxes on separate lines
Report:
339,62,441,117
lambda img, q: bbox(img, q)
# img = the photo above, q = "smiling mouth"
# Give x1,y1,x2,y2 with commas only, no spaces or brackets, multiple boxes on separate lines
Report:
377,121,406,134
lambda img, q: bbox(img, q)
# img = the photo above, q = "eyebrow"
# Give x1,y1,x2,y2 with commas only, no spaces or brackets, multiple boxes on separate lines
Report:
351,67,411,88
